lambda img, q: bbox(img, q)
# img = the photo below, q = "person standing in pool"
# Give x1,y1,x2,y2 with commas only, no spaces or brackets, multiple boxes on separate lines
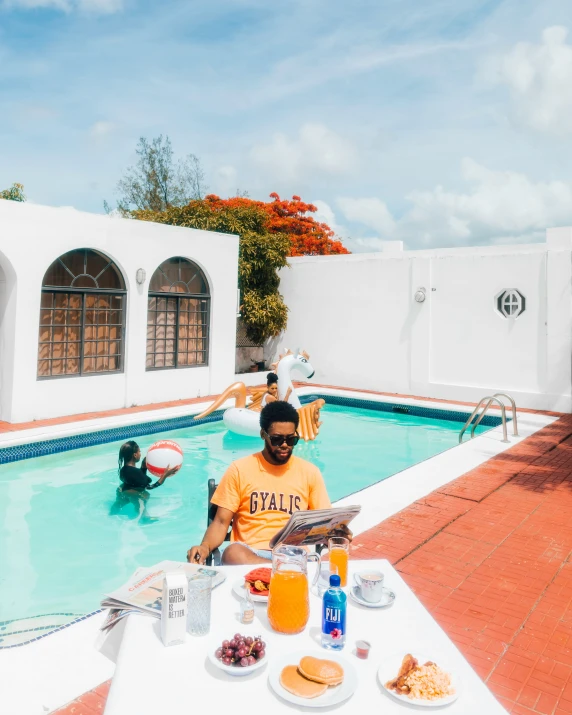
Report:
110,440,180,521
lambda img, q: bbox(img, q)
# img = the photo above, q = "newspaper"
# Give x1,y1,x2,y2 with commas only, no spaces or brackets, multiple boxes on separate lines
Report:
100,560,225,628
269,505,361,548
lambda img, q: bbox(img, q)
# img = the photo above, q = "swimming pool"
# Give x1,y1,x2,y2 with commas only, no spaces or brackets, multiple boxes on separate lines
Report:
0,401,492,635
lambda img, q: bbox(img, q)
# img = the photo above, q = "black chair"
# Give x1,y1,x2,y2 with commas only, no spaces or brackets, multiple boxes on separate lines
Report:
205,479,231,566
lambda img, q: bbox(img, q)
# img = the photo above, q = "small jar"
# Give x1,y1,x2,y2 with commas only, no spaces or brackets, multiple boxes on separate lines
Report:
240,586,254,624
355,640,371,659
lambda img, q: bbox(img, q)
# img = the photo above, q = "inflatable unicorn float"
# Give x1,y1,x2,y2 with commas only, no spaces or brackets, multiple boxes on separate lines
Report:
194,349,325,441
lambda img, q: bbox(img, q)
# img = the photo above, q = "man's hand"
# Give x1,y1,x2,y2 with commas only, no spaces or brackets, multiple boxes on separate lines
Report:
328,523,353,543
187,544,210,564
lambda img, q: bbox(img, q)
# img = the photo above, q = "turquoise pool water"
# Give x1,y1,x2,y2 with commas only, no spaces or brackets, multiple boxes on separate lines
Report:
0,404,488,623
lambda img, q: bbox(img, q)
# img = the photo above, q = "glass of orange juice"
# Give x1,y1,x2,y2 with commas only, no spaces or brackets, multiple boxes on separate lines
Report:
267,545,319,634
326,537,349,587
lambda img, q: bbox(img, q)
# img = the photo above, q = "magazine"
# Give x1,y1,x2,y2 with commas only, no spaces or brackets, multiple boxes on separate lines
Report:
269,505,361,548
100,560,225,626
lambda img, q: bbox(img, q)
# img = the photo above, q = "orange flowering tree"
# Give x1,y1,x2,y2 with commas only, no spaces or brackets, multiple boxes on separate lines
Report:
134,196,290,344
0,183,26,202
263,193,349,256
133,193,348,343
189,193,349,256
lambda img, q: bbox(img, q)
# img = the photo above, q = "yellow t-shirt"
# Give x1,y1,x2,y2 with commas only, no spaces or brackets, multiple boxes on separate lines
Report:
211,452,331,550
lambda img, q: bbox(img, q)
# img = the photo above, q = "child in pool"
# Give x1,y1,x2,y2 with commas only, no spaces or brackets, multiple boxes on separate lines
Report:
110,440,180,521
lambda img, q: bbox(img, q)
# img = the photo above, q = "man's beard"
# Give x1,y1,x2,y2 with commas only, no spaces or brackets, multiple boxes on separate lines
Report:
273,449,292,464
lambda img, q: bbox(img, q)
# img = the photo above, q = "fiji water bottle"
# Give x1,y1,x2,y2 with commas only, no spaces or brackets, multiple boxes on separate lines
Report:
321,574,346,650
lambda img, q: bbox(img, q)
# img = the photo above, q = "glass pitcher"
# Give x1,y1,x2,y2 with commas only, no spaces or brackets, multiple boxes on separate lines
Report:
267,545,320,634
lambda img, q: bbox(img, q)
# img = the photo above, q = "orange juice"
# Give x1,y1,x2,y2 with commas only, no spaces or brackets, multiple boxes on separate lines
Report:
267,570,309,634
329,547,348,587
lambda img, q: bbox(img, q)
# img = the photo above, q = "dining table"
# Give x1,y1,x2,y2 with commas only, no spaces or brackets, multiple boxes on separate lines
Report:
103,558,507,714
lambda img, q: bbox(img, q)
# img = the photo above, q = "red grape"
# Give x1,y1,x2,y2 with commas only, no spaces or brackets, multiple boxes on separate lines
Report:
217,634,267,667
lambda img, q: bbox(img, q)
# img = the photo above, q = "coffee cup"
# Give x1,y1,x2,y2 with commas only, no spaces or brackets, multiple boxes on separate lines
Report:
354,570,384,603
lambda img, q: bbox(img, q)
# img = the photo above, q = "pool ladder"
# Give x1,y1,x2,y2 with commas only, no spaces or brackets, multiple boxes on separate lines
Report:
459,393,519,444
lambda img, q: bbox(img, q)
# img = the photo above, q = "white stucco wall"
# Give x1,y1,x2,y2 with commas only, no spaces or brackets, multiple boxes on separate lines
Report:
278,229,572,412
0,201,239,423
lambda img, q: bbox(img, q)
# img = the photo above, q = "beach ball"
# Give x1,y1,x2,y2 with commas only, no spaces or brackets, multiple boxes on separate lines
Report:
146,440,184,477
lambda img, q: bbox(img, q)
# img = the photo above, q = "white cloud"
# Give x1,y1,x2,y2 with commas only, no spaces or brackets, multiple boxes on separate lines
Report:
250,123,356,183
336,158,572,250
336,197,396,237
4,0,122,12
311,199,346,236
482,26,572,134
89,121,115,139
214,165,238,196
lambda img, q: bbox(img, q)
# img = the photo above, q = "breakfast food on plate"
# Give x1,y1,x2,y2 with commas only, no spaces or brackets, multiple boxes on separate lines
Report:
214,633,266,667
279,656,345,699
244,567,272,596
280,666,329,698
298,656,345,686
386,654,455,701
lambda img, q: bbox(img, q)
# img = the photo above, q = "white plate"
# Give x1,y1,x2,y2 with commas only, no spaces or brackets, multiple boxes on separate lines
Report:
268,649,358,708
349,585,395,608
377,652,460,708
232,578,268,603
207,638,268,677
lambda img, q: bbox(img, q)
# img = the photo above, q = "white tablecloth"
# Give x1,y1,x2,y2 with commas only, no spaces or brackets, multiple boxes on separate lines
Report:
103,559,506,714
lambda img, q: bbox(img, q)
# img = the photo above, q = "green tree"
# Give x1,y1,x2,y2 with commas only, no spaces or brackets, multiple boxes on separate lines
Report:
0,183,26,202
109,135,207,214
134,195,289,344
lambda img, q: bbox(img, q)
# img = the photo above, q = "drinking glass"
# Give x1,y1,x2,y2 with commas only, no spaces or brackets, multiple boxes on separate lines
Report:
314,562,339,597
186,574,212,636
325,536,350,587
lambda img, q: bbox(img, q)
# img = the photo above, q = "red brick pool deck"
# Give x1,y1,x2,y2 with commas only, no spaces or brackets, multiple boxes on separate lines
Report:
6,390,571,715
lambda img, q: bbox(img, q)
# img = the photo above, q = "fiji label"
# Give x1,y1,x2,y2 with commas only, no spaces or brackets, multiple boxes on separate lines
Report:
322,603,346,638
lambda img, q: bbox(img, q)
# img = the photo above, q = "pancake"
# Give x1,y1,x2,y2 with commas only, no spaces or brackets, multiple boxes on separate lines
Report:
279,665,329,699
298,656,344,686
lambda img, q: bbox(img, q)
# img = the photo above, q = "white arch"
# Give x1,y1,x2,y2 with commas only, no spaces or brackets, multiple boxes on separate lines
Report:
0,249,18,421
41,247,128,290
147,254,212,295
145,255,212,370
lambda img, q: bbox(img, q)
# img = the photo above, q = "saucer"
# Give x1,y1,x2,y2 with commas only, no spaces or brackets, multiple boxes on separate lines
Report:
349,585,395,608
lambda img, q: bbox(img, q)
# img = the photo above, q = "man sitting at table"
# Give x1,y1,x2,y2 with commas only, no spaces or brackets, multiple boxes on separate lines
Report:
187,400,350,565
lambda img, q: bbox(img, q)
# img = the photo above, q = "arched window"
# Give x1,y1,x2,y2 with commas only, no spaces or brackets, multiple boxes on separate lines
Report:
146,257,210,369
38,249,126,378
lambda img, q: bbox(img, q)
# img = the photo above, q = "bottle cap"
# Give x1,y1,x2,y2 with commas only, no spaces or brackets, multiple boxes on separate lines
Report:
330,574,341,587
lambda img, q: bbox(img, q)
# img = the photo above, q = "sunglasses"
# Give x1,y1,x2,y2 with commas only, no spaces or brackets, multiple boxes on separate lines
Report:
263,431,300,447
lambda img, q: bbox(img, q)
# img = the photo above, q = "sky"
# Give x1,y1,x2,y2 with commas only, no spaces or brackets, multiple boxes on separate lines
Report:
2,0,572,252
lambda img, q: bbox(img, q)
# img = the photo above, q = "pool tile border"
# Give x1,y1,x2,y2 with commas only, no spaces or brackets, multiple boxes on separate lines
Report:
0,610,102,649
0,394,503,465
